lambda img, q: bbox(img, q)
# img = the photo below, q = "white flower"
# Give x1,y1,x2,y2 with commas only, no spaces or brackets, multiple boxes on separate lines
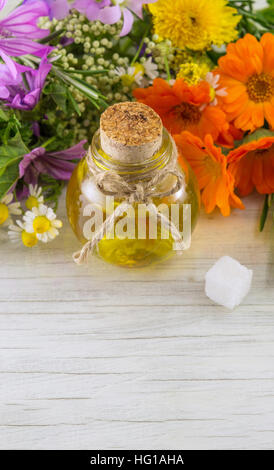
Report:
116,63,145,86
23,204,63,243
143,57,158,80
8,220,38,247
0,193,22,226
25,185,44,210
205,72,227,106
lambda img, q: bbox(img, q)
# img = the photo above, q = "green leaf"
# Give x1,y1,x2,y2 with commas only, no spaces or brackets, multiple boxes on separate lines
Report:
67,88,81,116
0,132,29,199
0,161,20,200
0,108,8,122
0,132,29,176
255,4,274,23
243,129,274,144
259,194,273,232
44,82,68,113
232,129,274,149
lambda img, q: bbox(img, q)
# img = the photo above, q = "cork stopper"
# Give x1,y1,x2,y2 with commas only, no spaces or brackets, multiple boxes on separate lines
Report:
100,102,163,163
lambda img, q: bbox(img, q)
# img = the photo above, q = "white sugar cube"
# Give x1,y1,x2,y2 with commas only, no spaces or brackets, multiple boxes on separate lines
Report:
205,256,253,310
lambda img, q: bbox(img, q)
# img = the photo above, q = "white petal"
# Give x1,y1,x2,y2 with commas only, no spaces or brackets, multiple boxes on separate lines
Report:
46,207,56,220
24,224,35,233
2,193,13,205
134,72,143,85
115,67,126,77
216,88,227,97
48,227,58,239
17,220,25,230
8,224,21,233
38,204,48,216
51,219,62,229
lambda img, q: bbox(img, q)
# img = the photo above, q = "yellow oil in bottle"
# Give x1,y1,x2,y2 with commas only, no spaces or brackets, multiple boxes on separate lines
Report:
67,154,200,268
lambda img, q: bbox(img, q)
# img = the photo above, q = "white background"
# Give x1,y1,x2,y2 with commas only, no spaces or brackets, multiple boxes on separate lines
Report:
0,192,273,449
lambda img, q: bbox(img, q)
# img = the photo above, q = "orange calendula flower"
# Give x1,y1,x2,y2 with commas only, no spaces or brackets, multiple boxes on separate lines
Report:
217,33,274,132
174,131,244,216
133,78,229,142
228,132,274,196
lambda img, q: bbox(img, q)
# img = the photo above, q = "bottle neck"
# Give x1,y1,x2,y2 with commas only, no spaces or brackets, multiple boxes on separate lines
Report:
90,128,173,180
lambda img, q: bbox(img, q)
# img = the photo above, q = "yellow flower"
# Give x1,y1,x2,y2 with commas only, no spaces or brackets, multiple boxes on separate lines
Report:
25,184,44,210
177,62,211,85
149,0,241,50
23,204,62,243
0,193,22,225
8,220,38,248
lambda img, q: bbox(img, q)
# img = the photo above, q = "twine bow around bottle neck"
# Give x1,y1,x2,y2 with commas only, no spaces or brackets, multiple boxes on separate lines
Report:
73,145,188,265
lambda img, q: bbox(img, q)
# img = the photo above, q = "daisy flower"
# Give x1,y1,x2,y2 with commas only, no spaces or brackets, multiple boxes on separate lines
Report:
134,78,229,143
8,220,38,247
174,131,244,216
205,72,227,106
0,193,22,226
116,58,158,87
116,63,145,87
217,33,274,132
143,57,158,81
25,185,44,210
148,0,240,51
23,204,63,243
228,132,274,197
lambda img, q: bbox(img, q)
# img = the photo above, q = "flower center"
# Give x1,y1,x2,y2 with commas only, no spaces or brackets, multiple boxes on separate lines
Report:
21,231,38,248
175,103,201,125
0,203,9,225
247,73,274,103
209,86,216,102
33,216,50,234
26,196,39,210
121,74,135,87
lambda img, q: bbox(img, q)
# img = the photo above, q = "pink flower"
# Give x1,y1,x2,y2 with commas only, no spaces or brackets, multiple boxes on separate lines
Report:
73,0,110,21
73,0,158,36
19,141,87,188
1,55,52,111
0,0,52,69
23,0,70,20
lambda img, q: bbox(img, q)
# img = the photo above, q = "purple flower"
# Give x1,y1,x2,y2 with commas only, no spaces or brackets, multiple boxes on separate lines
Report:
72,0,110,21
19,141,87,189
23,0,70,20
0,61,29,100
74,0,158,36
0,1,50,39
0,0,51,67
0,55,52,111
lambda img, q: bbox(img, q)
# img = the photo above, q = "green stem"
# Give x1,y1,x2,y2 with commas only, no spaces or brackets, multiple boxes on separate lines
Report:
131,25,150,66
38,29,65,44
41,137,56,149
164,55,171,81
237,7,271,28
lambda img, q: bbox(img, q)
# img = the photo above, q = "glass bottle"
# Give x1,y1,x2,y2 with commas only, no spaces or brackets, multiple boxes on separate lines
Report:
67,102,200,267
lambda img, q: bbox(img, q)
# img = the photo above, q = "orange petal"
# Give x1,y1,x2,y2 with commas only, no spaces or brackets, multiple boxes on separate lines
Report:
261,33,274,74
264,102,274,129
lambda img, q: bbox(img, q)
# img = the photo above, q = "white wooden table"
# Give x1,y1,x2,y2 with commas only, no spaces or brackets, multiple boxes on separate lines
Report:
0,192,273,450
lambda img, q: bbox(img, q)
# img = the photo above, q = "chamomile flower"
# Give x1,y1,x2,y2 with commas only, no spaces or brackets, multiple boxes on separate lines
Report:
25,185,44,210
8,220,38,248
205,72,227,106
0,193,22,226
143,57,158,81
116,63,145,86
23,204,63,243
